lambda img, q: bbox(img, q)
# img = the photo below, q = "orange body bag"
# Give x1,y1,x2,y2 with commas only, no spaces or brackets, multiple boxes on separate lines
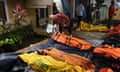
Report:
93,44,120,59
108,24,120,36
51,32,93,50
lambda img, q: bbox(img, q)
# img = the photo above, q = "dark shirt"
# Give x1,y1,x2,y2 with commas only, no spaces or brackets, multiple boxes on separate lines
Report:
53,5,59,14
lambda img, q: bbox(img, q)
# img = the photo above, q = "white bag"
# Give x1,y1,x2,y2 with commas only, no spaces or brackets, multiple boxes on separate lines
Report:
46,24,57,33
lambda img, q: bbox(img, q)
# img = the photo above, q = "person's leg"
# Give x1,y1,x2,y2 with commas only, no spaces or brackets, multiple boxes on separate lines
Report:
108,16,112,28
68,25,72,35
67,19,73,35
111,16,113,26
59,25,62,33
77,16,82,27
77,16,80,27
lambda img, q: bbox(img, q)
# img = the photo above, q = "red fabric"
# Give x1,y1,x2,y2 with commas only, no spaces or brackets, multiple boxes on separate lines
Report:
108,24,120,36
54,13,70,26
109,4,116,17
99,68,113,72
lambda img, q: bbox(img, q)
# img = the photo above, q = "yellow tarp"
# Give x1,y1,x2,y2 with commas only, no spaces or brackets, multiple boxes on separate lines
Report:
77,21,109,32
18,53,86,72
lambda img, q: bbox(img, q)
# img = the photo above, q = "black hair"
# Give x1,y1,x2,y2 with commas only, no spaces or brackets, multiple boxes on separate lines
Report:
111,0,114,4
53,2,56,6
79,1,82,4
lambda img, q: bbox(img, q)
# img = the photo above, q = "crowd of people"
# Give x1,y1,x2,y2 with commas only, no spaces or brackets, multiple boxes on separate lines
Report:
49,0,118,35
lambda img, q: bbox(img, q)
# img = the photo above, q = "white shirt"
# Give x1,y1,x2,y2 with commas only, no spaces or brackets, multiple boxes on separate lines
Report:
76,4,85,16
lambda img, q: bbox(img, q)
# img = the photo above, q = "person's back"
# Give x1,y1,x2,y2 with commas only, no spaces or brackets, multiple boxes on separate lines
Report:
55,13,70,26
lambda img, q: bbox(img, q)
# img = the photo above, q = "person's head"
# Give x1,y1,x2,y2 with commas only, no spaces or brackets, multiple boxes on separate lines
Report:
111,0,114,4
49,14,57,20
53,2,56,6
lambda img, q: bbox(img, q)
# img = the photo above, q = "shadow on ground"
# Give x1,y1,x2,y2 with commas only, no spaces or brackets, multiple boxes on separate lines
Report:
101,19,120,26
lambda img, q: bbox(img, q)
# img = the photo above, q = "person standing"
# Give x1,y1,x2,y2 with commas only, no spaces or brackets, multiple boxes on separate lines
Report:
86,4,93,24
75,1,86,29
108,0,116,27
49,13,72,35
53,2,59,14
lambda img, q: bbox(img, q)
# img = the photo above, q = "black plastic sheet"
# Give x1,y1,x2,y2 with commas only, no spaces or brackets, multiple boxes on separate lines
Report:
0,38,119,72
0,52,25,72
103,34,120,47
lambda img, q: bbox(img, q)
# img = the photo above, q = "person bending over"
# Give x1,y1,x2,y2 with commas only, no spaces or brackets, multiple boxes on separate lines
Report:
49,13,72,35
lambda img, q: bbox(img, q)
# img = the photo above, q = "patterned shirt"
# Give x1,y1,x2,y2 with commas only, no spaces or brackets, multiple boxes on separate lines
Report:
54,13,70,26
